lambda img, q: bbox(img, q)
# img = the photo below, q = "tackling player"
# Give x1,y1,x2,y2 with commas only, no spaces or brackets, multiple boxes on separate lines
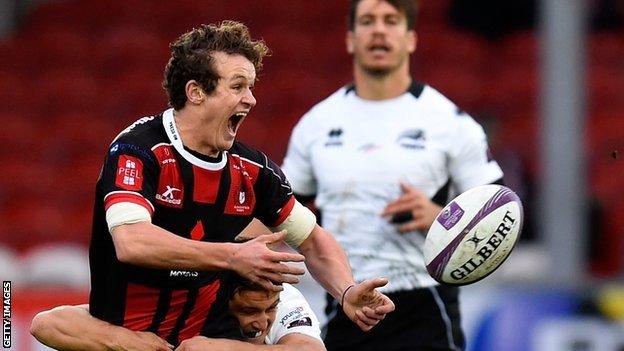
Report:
31,280,325,351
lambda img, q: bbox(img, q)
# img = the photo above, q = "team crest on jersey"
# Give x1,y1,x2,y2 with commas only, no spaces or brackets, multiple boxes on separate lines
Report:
224,158,257,216
397,129,426,149
115,155,143,190
325,128,343,147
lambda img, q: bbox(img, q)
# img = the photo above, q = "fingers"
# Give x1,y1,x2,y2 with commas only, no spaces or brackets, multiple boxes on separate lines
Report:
268,261,305,275
399,181,418,193
355,309,380,327
255,278,284,292
374,296,396,314
362,306,386,321
359,277,389,292
261,230,288,244
269,251,305,264
260,270,300,285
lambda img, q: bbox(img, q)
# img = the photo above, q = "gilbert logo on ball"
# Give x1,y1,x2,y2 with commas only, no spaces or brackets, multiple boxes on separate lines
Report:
424,185,523,285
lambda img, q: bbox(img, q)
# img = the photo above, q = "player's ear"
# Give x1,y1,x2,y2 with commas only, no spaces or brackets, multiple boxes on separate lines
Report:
346,31,354,54
186,80,205,105
407,30,417,54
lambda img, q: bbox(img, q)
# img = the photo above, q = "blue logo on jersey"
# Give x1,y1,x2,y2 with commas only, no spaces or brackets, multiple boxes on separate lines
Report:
397,129,426,149
109,142,153,161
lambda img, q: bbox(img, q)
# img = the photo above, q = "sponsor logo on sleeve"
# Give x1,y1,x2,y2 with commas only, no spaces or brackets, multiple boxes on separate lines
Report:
115,155,144,191
287,317,312,329
279,306,308,327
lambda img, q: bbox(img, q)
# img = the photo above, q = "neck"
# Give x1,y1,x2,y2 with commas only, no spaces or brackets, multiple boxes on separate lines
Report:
353,63,411,100
173,109,220,157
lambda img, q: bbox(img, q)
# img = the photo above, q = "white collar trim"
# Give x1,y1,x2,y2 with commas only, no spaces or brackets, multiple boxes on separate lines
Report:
162,108,227,171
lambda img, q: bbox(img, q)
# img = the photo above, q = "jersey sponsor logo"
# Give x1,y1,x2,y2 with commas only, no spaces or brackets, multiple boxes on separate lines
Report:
279,306,305,326
357,142,381,153
169,270,199,278
109,142,153,160
115,155,143,190
238,190,245,204
287,317,312,329
153,144,184,208
155,185,182,206
325,128,343,147
397,129,426,149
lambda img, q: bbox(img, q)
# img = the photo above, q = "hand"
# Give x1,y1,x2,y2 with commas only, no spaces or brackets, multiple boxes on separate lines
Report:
229,230,306,291
342,277,395,332
113,330,173,351
382,182,442,233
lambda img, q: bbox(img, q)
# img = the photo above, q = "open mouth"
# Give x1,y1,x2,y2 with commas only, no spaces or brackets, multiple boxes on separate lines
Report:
368,44,391,54
242,329,262,339
228,112,247,134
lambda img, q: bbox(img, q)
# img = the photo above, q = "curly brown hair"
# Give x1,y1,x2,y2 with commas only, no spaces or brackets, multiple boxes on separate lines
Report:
348,0,417,30
163,21,269,110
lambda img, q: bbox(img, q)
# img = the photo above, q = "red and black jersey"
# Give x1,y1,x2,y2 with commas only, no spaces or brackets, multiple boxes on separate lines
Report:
89,109,295,345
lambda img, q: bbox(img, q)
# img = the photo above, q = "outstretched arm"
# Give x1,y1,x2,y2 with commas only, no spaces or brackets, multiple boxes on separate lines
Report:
30,305,173,351
298,225,395,331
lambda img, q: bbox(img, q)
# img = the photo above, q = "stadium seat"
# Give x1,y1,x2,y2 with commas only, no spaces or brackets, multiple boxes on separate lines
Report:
21,243,90,288
0,244,20,284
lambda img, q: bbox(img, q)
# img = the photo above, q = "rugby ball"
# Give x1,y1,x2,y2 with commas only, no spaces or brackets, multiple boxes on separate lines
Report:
424,185,523,285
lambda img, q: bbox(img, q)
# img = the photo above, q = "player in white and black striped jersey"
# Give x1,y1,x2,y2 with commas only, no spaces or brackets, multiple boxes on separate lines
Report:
282,1,504,350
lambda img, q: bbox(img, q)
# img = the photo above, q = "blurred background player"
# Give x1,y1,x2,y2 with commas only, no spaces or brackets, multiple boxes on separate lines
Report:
31,279,325,351
282,1,504,350
88,20,393,347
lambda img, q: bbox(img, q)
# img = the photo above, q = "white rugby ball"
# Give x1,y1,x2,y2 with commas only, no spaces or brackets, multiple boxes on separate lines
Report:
424,184,523,285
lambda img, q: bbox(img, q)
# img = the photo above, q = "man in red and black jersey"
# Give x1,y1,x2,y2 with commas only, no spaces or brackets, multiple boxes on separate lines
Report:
88,21,395,347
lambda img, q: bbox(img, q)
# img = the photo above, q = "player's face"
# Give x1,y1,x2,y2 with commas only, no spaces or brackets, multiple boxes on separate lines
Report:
347,0,416,76
199,52,257,154
229,289,280,345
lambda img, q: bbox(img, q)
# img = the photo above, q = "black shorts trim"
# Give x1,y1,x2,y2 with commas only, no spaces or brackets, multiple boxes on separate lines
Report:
323,285,465,351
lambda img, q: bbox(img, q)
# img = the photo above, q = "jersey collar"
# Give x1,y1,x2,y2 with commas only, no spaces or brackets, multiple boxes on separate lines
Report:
162,108,228,171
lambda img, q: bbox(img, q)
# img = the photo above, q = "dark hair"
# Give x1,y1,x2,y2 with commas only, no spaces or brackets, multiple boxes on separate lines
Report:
348,0,417,30
163,20,270,110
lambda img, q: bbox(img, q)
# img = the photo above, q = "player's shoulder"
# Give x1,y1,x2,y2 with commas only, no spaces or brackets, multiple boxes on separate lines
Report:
111,112,166,148
107,112,166,161
419,84,485,128
418,84,462,115
299,85,352,123
280,283,306,301
229,141,270,167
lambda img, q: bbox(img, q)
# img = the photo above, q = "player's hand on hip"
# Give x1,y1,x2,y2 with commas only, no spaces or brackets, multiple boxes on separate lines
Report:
382,182,443,233
342,277,395,332
229,230,305,291
122,331,173,351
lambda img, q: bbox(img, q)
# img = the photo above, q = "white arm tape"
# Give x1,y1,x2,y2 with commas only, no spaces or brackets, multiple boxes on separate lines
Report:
106,202,152,233
270,200,316,248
